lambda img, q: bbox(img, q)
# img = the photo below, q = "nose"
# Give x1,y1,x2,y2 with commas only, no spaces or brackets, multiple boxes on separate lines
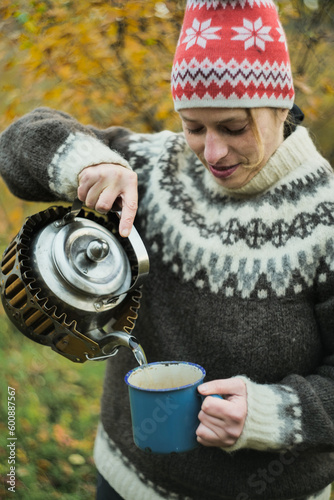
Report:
204,131,229,165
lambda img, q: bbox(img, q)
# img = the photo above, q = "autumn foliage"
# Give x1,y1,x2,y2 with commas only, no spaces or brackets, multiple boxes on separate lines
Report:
0,0,184,132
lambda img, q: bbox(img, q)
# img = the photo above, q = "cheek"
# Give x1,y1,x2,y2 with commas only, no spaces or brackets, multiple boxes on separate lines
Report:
260,131,279,163
256,116,284,161
236,136,260,162
184,134,203,155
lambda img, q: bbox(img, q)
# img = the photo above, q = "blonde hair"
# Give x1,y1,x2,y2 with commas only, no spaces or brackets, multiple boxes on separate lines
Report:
246,108,265,171
245,107,288,171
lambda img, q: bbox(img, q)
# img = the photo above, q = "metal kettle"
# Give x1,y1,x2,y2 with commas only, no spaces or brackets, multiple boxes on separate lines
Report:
0,200,149,363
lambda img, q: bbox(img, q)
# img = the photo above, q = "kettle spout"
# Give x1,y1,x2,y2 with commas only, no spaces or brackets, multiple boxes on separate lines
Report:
99,331,147,365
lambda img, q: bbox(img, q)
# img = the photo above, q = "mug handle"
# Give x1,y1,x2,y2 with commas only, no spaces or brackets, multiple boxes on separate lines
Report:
199,393,224,401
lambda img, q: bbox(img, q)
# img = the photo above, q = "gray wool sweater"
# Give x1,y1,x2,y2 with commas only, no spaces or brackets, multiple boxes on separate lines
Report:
1,107,334,500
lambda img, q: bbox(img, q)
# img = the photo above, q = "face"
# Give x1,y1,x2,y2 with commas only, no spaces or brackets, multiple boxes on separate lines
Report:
179,107,288,189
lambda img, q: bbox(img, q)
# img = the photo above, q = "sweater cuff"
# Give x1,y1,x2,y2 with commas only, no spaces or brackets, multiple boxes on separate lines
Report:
47,131,131,200
225,376,303,453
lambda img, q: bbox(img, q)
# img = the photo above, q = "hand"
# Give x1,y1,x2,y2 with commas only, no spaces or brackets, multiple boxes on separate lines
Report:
77,163,138,237
196,378,247,448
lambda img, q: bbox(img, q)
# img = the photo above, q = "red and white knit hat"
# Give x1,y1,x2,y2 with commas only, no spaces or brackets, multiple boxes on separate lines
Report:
171,0,294,110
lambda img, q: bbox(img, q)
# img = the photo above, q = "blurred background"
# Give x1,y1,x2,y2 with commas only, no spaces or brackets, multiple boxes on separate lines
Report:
0,0,333,498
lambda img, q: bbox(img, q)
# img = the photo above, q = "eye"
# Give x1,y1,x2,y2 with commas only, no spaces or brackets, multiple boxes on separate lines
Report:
225,124,247,136
186,127,204,135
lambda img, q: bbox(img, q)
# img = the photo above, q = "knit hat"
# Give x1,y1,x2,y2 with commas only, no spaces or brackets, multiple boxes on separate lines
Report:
171,0,294,110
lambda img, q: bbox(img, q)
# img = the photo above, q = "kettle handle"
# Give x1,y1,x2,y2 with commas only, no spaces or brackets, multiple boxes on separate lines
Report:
125,222,150,290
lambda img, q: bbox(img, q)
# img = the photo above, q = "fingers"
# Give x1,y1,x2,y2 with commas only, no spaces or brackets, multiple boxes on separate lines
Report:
196,421,237,448
199,391,247,429
197,406,226,441
196,378,248,448
197,407,236,446
118,182,138,238
196,402,243,447
198,377,246,398
77,163,138,237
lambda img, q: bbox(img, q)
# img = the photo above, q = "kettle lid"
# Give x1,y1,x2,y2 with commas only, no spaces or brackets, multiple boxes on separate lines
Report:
49,218,132,297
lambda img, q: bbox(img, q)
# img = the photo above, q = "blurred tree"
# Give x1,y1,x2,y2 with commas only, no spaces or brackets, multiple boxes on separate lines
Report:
0,0,185,132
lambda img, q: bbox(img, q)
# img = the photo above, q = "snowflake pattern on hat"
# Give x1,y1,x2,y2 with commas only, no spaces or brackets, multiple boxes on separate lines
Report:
183,18,221,49
276,20,288,50
232,17,274,51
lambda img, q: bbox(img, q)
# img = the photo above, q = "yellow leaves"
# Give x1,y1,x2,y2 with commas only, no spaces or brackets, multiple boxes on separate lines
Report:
20,417,33,434
276,1,300,20
106,23,118,40
53,424,76,447
47,7,69,21
323,78,334,95
25,45,44,70
57,65,73,80
156,101,174,122
37,426,50,443
23,20,39,34
68,453,86,465
0,0,185,132
37,458,53,471
16,448,29,465
301,96,323,121
294,78,313,95
43,86,65,102
59,459,74,477
0,200,25,238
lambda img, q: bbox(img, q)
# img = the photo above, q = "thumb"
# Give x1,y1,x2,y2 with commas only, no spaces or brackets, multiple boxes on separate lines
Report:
198,378,246,397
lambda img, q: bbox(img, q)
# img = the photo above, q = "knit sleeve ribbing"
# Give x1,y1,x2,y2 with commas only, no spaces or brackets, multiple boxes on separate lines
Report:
0,107,132,202
225,376,303,452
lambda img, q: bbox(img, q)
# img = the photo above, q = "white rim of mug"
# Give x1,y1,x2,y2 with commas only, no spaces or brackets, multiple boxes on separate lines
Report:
124,361,206,392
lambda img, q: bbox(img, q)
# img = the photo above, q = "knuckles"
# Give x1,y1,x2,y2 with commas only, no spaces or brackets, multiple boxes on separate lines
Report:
78,163,137,186
231,405,247,424
123,215,136,225
127,170,138,184
222,436,239,447
224,425,242,440
96,200,111,213
126,199,138,212
200,398,246,426
201,398,214,414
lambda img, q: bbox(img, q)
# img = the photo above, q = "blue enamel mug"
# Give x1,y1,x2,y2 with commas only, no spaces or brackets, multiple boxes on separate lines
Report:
125,361,206,454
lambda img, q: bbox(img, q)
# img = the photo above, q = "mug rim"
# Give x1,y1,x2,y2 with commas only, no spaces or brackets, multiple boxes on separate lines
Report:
124,361,206,392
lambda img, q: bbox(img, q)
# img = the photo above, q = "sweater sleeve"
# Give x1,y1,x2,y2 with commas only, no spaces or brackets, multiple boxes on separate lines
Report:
0,107,132,202
228,289,334,454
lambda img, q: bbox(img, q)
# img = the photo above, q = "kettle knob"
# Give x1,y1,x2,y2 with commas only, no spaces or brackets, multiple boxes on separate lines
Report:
86,239,109,262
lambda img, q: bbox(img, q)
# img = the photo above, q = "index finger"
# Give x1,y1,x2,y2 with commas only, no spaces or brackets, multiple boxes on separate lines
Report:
117,194,138,238
115,172,138,238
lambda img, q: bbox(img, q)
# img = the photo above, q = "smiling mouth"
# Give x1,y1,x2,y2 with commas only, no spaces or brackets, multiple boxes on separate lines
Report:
208,163,239,179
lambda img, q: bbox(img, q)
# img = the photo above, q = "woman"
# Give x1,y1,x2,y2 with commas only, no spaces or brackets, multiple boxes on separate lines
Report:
1,1,334,499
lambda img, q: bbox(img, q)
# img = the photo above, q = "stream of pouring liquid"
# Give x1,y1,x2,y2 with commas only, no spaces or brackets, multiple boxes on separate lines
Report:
129,339,147,366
